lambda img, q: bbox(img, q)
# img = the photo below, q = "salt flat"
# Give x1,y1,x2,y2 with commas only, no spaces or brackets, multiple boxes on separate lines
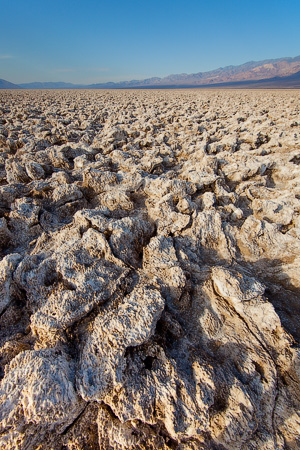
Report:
0,89,300,449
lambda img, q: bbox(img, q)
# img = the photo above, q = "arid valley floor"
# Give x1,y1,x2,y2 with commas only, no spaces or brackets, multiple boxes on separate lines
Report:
0,89,300,449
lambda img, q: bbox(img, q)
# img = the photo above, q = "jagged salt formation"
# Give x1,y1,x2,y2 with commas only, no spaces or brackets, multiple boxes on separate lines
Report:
0,89,300,449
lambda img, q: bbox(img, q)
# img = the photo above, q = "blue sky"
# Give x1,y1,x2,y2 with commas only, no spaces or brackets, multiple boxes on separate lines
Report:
1,0,299,84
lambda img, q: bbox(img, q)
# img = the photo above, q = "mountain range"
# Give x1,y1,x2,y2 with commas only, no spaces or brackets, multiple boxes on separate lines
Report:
1,55,300,89
0,79,23,89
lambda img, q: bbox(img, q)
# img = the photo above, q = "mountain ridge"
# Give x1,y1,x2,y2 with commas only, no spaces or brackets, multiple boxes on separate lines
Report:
0,79,22,89
1,55,300,89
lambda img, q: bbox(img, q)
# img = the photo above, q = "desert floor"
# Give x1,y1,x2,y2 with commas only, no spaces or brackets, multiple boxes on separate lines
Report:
0,89,300,450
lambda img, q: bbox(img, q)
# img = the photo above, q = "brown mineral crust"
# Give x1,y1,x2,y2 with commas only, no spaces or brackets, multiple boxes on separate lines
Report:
0,89,300,450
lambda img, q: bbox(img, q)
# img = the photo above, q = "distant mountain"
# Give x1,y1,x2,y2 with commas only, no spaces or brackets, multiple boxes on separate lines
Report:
86,55,300,89
152,55,300,86
19,81,83,89
3,55,300,89
0,79,22,89
196,69,300,89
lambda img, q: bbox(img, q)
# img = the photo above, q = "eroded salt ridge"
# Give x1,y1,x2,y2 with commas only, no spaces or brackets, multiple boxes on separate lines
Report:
0,89,300,450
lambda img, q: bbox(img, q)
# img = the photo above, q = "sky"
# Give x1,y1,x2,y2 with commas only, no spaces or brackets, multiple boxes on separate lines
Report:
0,0,299,84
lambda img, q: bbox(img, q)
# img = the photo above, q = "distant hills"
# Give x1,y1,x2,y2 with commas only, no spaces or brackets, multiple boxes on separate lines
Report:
19,81,82,89
0,79,22,89
1,55,300,89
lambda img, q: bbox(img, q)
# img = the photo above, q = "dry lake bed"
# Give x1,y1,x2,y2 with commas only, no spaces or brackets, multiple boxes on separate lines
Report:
0,89,300,449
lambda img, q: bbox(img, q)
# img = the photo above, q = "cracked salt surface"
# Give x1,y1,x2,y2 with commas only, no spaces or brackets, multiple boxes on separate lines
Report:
0,89,300,449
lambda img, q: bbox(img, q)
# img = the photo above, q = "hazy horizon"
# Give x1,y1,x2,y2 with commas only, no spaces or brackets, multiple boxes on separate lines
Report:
1,0,300,84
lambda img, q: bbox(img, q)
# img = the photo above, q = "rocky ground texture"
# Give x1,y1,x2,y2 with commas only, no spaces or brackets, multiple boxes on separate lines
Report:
0,89,300,449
